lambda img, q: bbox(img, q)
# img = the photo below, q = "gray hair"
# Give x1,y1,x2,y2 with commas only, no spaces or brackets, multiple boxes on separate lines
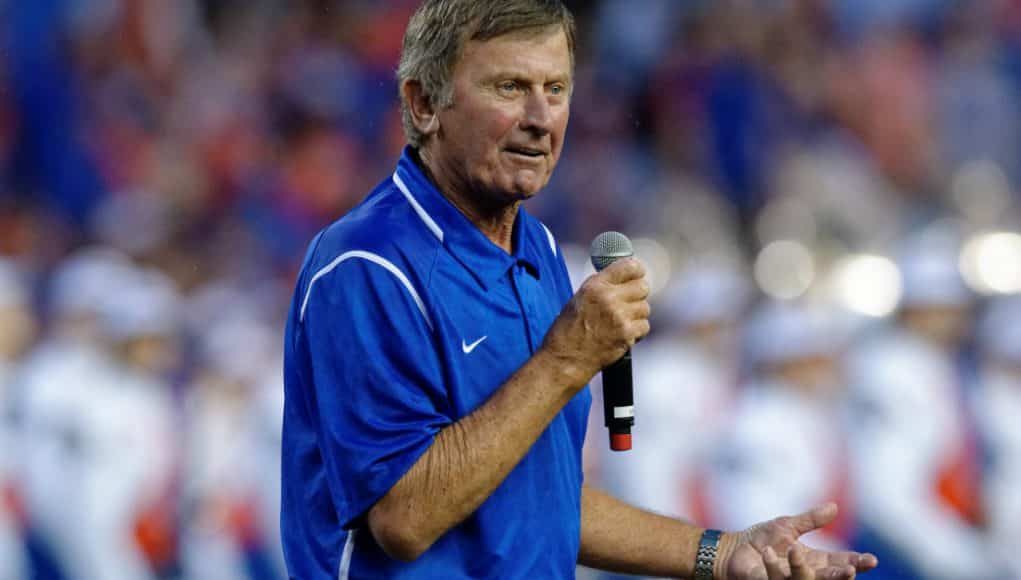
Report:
397,0,576,148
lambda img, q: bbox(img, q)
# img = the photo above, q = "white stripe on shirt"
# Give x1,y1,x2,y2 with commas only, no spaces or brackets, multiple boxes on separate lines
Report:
300,251,433,331
539,222,558,257
338,529,357,580
393,172,444,242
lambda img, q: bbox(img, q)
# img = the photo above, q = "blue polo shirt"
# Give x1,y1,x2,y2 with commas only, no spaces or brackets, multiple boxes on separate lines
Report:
281,147,592,579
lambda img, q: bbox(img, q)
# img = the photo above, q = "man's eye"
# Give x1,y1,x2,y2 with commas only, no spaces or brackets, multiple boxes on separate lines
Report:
499,82,518,93
550,85,565,96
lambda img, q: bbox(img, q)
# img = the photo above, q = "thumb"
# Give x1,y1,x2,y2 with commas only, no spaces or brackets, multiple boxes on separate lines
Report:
787,502,838,536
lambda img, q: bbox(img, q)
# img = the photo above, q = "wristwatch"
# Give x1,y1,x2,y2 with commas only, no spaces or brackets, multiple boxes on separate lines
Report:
694,529,722,580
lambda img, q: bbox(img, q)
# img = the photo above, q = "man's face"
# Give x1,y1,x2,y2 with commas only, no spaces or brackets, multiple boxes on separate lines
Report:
429,26,571,204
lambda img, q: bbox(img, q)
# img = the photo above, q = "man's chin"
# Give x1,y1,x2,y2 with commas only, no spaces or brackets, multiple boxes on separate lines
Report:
507,185,543,202
508,173,549,198
472,173,549,205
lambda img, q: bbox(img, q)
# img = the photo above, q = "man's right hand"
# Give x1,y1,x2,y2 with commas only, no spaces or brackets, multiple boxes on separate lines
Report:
541,257,651,390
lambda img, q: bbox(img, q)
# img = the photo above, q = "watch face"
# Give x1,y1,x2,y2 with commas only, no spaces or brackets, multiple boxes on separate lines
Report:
695,530,721,580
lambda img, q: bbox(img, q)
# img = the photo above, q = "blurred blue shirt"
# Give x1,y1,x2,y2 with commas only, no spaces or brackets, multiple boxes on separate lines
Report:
281,147,591,579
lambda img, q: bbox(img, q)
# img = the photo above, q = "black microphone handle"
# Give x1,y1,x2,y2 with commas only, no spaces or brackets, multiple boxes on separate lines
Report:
602,348,634,451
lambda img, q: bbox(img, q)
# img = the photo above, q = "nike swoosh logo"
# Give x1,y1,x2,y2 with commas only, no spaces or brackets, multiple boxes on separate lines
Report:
461,336,488,354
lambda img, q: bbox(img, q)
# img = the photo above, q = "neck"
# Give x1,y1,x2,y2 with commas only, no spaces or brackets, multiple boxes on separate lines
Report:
417,147,519,254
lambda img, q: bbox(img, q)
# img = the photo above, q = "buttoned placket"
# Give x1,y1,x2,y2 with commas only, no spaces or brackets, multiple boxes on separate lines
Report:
510,260,545,354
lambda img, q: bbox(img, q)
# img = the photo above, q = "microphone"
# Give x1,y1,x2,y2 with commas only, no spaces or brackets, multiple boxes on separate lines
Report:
590,232,635,452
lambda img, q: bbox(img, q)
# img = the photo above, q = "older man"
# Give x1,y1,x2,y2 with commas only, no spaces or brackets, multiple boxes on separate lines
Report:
281,1,879,578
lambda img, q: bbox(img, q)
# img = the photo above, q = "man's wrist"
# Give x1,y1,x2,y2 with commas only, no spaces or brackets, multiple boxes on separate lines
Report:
693,528,723,580
712,531,738,580
534,346,591,394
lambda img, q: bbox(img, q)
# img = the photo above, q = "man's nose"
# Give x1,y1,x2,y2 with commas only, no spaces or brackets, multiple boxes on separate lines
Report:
521,91,554,135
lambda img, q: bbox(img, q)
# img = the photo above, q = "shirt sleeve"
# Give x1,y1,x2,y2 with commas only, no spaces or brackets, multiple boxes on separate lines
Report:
298,254,451,529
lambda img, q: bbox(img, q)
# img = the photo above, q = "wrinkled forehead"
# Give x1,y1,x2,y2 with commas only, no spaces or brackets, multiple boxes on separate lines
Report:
459,21,574,71
456,24,573,79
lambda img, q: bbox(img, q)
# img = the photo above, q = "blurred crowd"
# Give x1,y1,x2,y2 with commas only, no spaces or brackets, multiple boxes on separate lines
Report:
2,0,1021,579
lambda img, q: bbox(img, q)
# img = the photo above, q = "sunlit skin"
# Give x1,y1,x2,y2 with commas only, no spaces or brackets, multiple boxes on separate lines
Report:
407,26,572,252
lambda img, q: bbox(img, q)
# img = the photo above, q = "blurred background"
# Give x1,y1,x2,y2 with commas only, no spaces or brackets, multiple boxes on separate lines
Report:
2,0,1021,578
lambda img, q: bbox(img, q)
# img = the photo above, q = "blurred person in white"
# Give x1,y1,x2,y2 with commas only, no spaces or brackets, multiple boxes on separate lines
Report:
72,266,180,580
17,246,136,578
248,371,286,579
846,239,1001,579
19,258,180,580
596,263,747,532
971,296,1021,579
705,300,855,551
181,310,285,580
0,259,36,580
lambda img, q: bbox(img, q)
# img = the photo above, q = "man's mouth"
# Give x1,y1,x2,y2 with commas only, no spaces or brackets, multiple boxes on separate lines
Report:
505,146,546,158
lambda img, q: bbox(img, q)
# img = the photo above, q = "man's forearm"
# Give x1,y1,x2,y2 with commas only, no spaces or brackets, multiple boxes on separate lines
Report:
579,485,708,578
368,347,588,560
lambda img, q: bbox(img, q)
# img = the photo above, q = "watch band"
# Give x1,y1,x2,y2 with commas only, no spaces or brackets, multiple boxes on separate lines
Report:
694,529,722,580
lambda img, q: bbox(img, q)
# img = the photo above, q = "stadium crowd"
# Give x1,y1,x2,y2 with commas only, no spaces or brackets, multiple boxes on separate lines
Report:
1,0,1021,579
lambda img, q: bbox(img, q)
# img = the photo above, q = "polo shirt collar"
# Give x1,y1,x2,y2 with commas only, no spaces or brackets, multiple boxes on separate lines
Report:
393,147,544,289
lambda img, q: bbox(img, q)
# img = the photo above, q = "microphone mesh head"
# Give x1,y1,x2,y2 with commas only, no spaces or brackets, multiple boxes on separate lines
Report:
590,231,633,271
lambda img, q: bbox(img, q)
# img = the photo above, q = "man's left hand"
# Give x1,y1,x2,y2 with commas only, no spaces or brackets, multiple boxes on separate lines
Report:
718,503,878,580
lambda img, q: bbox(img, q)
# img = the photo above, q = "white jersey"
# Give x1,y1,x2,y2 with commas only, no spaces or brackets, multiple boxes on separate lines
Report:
596,338,734,522
0,362,27,580
20,338,177,580
17,339,110,577
847,330,995,579
180,378,253,580
704,380,851,549
73,363,176,580
972,371,1021,579
249,375,286,578
180,370,285,580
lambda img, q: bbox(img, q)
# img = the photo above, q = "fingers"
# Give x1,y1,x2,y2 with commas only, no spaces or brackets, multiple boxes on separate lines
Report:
818,550,878,572
628,318,651,346
816,566,856,580
599,288,650,342
593,261,650,346
616,277,651,303
761,545,838,580
764,547,789,580
853,553,879,571
752,543,864,580
599,257,645,284
788,544,817,580
625,299,651,322
786,503,838,536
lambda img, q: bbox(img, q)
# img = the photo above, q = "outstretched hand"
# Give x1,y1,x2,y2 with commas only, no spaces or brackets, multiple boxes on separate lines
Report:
718,504,878,580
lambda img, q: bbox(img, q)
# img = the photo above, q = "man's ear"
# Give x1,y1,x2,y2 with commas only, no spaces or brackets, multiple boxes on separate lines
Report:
402,80,440,136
